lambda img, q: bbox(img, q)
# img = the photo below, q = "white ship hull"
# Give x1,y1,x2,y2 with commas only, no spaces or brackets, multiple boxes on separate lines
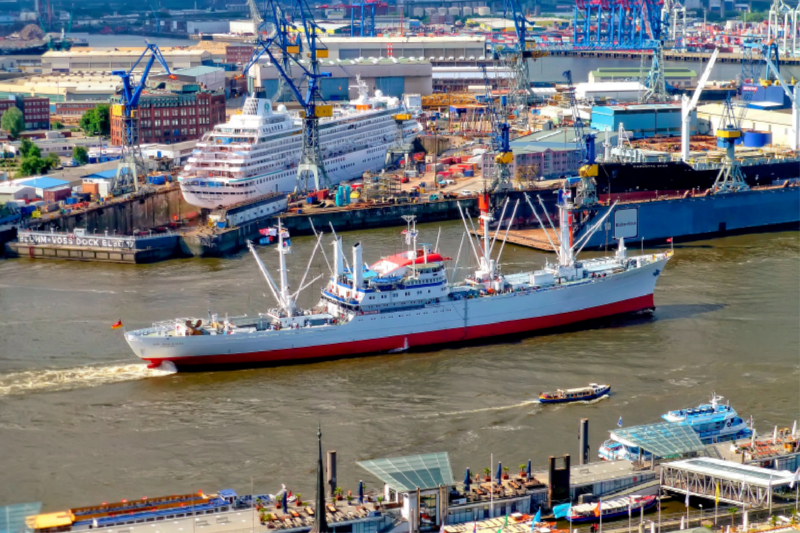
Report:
125,257,667,369
181,143,392,210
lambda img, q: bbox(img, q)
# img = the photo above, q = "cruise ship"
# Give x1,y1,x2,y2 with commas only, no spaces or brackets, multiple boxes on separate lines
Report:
598,394,752,461
179,79,423,209
123,184,673,371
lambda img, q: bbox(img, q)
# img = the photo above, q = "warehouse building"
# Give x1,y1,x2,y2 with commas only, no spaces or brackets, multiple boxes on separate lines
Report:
589,67,697,87
2,131,106,157
697,103,797,147
42,48,212,74
110,88,226,146
150,65,227,92
590,103,695,138
0,94,50,130
315,36,486,61
0,73,120,102
253,57,432,100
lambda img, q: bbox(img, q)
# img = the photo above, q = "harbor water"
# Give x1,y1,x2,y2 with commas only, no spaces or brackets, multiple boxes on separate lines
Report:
0,222,797,510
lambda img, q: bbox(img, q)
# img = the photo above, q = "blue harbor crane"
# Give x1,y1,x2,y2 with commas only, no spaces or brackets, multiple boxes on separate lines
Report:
480,65,513,190
350,1,376,37
241,0,333,193
563,69,598,206
111,43,173,195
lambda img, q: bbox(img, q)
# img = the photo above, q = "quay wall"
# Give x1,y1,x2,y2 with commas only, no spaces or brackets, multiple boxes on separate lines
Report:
28,186,195,236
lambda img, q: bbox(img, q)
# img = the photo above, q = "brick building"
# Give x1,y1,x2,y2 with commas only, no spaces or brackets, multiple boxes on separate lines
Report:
0,95,51,131
110,90,226,146
226,44,255,65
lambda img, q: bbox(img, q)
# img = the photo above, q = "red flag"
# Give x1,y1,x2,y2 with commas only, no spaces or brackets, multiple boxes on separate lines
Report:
111,320,123,330
666,238,673,243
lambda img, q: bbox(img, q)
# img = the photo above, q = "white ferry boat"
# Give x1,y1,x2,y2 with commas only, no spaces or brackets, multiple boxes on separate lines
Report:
179,79,423,209
598,393,752,461
123,185,673,371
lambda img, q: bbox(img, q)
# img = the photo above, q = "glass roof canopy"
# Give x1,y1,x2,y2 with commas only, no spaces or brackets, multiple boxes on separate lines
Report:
357,452,455,493
0,502,42,533
611,422,705,457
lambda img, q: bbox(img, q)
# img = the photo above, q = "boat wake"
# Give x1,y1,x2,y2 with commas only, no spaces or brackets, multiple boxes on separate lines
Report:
419,399,541,419
572,393,610,405
0,363,176,397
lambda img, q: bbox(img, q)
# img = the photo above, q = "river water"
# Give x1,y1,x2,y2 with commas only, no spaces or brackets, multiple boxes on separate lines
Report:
0,222,797,511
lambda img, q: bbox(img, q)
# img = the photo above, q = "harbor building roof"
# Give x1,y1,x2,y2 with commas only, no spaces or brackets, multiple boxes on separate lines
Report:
665,457,797,488
610,421,705,457
0,502,42,533
357,452,454,492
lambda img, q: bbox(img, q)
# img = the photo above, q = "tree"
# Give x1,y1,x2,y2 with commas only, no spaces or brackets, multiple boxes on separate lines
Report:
46,152,61,166
52,121,63,130
79,104,111,136
72,145,89,165
19,156,48,177
19,138,36,157
1,107,24,139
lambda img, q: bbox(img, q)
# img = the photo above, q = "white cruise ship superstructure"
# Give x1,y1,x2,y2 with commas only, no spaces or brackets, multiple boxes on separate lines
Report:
179,83,423,209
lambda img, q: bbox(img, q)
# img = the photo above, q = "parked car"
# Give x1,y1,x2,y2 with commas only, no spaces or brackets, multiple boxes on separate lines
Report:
460,190,474,196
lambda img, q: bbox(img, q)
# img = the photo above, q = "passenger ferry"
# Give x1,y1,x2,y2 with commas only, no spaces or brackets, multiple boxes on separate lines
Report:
178,77,423,209
539,383,610,404
123,184,673,371
598,393,752,461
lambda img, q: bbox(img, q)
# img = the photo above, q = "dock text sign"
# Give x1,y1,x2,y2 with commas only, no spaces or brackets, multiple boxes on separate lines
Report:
18,231,136,250
613,208,638,240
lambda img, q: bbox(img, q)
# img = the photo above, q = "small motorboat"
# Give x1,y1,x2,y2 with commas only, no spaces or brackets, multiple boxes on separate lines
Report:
539,383,610,404
567,495,656,523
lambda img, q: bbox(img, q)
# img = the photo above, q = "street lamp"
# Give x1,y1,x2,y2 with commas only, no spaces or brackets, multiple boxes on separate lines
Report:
699,504,703,524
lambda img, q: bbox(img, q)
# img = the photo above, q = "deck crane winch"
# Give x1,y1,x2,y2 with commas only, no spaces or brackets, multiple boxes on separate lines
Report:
241,0,333,193
563,69,597,206
111,43,174,195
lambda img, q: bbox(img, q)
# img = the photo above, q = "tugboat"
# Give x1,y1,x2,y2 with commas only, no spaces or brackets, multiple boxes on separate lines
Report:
539,383,611,404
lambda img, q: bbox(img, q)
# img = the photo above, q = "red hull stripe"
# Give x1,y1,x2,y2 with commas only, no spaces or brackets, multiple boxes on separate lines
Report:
147,294,655,368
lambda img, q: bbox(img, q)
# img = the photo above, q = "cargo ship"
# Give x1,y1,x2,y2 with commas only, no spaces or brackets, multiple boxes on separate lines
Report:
494,151,800,246
123,183,672,370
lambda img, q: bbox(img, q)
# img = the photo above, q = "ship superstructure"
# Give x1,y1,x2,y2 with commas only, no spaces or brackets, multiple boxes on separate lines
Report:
179,80,422,209
124,185,672,371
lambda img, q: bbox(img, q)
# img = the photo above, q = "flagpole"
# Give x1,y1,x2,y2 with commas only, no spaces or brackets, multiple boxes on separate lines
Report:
628,500,632,533
599,499,603,533
657,469,662,533
490,453,494,518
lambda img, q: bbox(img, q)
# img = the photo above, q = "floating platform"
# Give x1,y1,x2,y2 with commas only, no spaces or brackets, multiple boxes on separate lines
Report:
5,229,182,264
504,184,800,252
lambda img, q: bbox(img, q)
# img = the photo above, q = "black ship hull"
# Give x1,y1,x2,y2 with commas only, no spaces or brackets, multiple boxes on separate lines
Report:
595,160,799,194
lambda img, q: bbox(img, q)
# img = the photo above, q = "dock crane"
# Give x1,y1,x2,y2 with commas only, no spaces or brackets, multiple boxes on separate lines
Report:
111,43,174,195
480,64,513,190
563,69,597,206
681,47,719,162
494,0,546,126
241,0,333,193
760,42,799,151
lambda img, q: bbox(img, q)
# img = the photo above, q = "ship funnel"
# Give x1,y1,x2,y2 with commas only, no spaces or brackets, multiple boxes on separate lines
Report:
333,237,344,277
352,243,363,290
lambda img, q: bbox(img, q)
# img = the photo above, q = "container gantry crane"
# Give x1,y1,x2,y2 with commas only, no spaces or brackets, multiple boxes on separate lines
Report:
111,43,174,195
241,0,333,193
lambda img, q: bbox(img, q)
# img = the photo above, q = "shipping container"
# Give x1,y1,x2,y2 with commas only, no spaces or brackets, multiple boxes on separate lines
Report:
44,187,71,203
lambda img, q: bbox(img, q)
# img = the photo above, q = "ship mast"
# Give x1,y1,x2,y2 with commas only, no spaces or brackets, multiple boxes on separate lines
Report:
277,219,293,315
